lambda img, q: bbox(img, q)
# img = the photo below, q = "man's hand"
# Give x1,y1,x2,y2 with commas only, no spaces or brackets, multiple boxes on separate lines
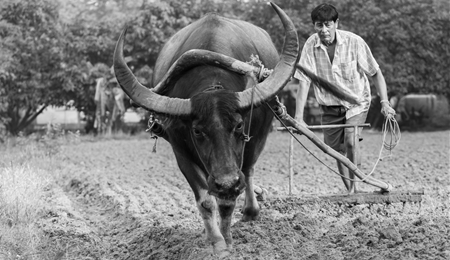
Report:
380,100,396,119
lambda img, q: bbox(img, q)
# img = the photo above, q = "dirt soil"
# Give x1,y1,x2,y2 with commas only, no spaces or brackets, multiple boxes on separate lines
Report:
39,130,449,259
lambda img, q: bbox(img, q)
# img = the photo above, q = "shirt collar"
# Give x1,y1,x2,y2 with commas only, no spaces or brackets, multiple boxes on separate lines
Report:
336,30,344,46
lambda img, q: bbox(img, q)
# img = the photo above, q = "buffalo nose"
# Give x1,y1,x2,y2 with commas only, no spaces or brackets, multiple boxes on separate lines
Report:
209,175,242,194
215,175,240,190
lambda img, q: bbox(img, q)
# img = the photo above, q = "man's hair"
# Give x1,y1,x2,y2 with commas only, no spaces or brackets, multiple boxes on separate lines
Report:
311,3,339,24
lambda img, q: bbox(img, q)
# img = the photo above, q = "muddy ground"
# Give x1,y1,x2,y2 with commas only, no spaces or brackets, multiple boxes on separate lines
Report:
37,130,449,259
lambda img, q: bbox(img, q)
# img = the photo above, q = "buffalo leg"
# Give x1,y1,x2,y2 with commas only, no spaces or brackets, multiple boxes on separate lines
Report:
241,167,260,221
174,149,229,256
217,198,237,249
197,190,229,256
173,151,229,256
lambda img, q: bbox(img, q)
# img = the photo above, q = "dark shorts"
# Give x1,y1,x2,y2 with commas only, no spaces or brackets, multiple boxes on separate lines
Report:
320,105,368,153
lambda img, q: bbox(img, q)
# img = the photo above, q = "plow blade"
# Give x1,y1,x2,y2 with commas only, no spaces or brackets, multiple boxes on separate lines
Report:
267,189,424,206
310,190,424,205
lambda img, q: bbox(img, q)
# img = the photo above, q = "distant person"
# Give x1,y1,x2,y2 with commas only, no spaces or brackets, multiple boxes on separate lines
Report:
293,3,396,193
94,70,126,134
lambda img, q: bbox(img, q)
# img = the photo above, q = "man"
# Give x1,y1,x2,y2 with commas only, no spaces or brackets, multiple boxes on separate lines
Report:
294,3,396,193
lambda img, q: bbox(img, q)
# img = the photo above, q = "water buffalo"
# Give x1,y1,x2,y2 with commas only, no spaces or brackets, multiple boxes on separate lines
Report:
113,3,298,256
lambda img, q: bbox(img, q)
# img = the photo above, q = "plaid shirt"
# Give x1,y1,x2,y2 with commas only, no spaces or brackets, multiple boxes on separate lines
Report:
294,29,379,119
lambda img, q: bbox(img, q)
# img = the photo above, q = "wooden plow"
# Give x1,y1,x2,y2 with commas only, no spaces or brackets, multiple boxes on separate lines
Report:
268,100,424,205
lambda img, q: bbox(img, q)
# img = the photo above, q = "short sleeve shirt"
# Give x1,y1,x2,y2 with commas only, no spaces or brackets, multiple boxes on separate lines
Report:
294,29,379,119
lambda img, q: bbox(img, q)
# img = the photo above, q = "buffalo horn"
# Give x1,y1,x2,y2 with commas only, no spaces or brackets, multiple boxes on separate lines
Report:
236,2,299,109
114,2,299,116
113,29,192,116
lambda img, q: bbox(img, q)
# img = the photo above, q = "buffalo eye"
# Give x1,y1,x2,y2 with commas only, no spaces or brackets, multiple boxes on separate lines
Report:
192,127,203,137
235,122,244,133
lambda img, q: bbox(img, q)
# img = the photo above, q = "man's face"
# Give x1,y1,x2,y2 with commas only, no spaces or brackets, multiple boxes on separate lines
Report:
314,20,338,46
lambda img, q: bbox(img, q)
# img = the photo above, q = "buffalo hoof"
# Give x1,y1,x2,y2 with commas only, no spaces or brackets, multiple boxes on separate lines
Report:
213,241,230,259
241,207,260,222
217,250,231,259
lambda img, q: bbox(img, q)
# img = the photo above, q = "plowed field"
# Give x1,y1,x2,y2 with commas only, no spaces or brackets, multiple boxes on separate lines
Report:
10,130,450,259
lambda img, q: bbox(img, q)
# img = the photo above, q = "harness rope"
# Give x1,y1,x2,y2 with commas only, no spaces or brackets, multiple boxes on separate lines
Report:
239,81,256,170
146,114,159,153
238,54,270,170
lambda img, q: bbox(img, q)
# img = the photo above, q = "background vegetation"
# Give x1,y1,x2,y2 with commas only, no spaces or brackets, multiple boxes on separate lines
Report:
0,0,448,135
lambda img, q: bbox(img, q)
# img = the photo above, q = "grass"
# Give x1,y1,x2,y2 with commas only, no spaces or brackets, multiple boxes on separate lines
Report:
0,164,50,259
0,125,81,259
0,125,146,260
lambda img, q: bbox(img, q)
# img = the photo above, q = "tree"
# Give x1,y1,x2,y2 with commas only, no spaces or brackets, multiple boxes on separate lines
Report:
0,0,78,135
337,0,449,97
124,0,243,83
0,0,135,136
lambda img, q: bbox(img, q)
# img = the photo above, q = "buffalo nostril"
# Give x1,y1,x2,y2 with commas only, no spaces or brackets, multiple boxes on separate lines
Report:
214,175,240,191
214,181,224,191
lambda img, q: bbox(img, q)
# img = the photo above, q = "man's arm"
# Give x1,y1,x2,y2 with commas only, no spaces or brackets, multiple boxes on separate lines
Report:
371,69,396,117
294,80,310,125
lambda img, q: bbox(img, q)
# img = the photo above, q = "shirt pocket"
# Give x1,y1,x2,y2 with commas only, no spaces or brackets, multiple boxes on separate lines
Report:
338,60,356,81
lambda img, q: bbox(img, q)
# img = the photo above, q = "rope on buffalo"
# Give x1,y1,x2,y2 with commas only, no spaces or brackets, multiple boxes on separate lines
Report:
146,113,159,153
269,103,401,183
240,81,256,170
239,55,270,170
